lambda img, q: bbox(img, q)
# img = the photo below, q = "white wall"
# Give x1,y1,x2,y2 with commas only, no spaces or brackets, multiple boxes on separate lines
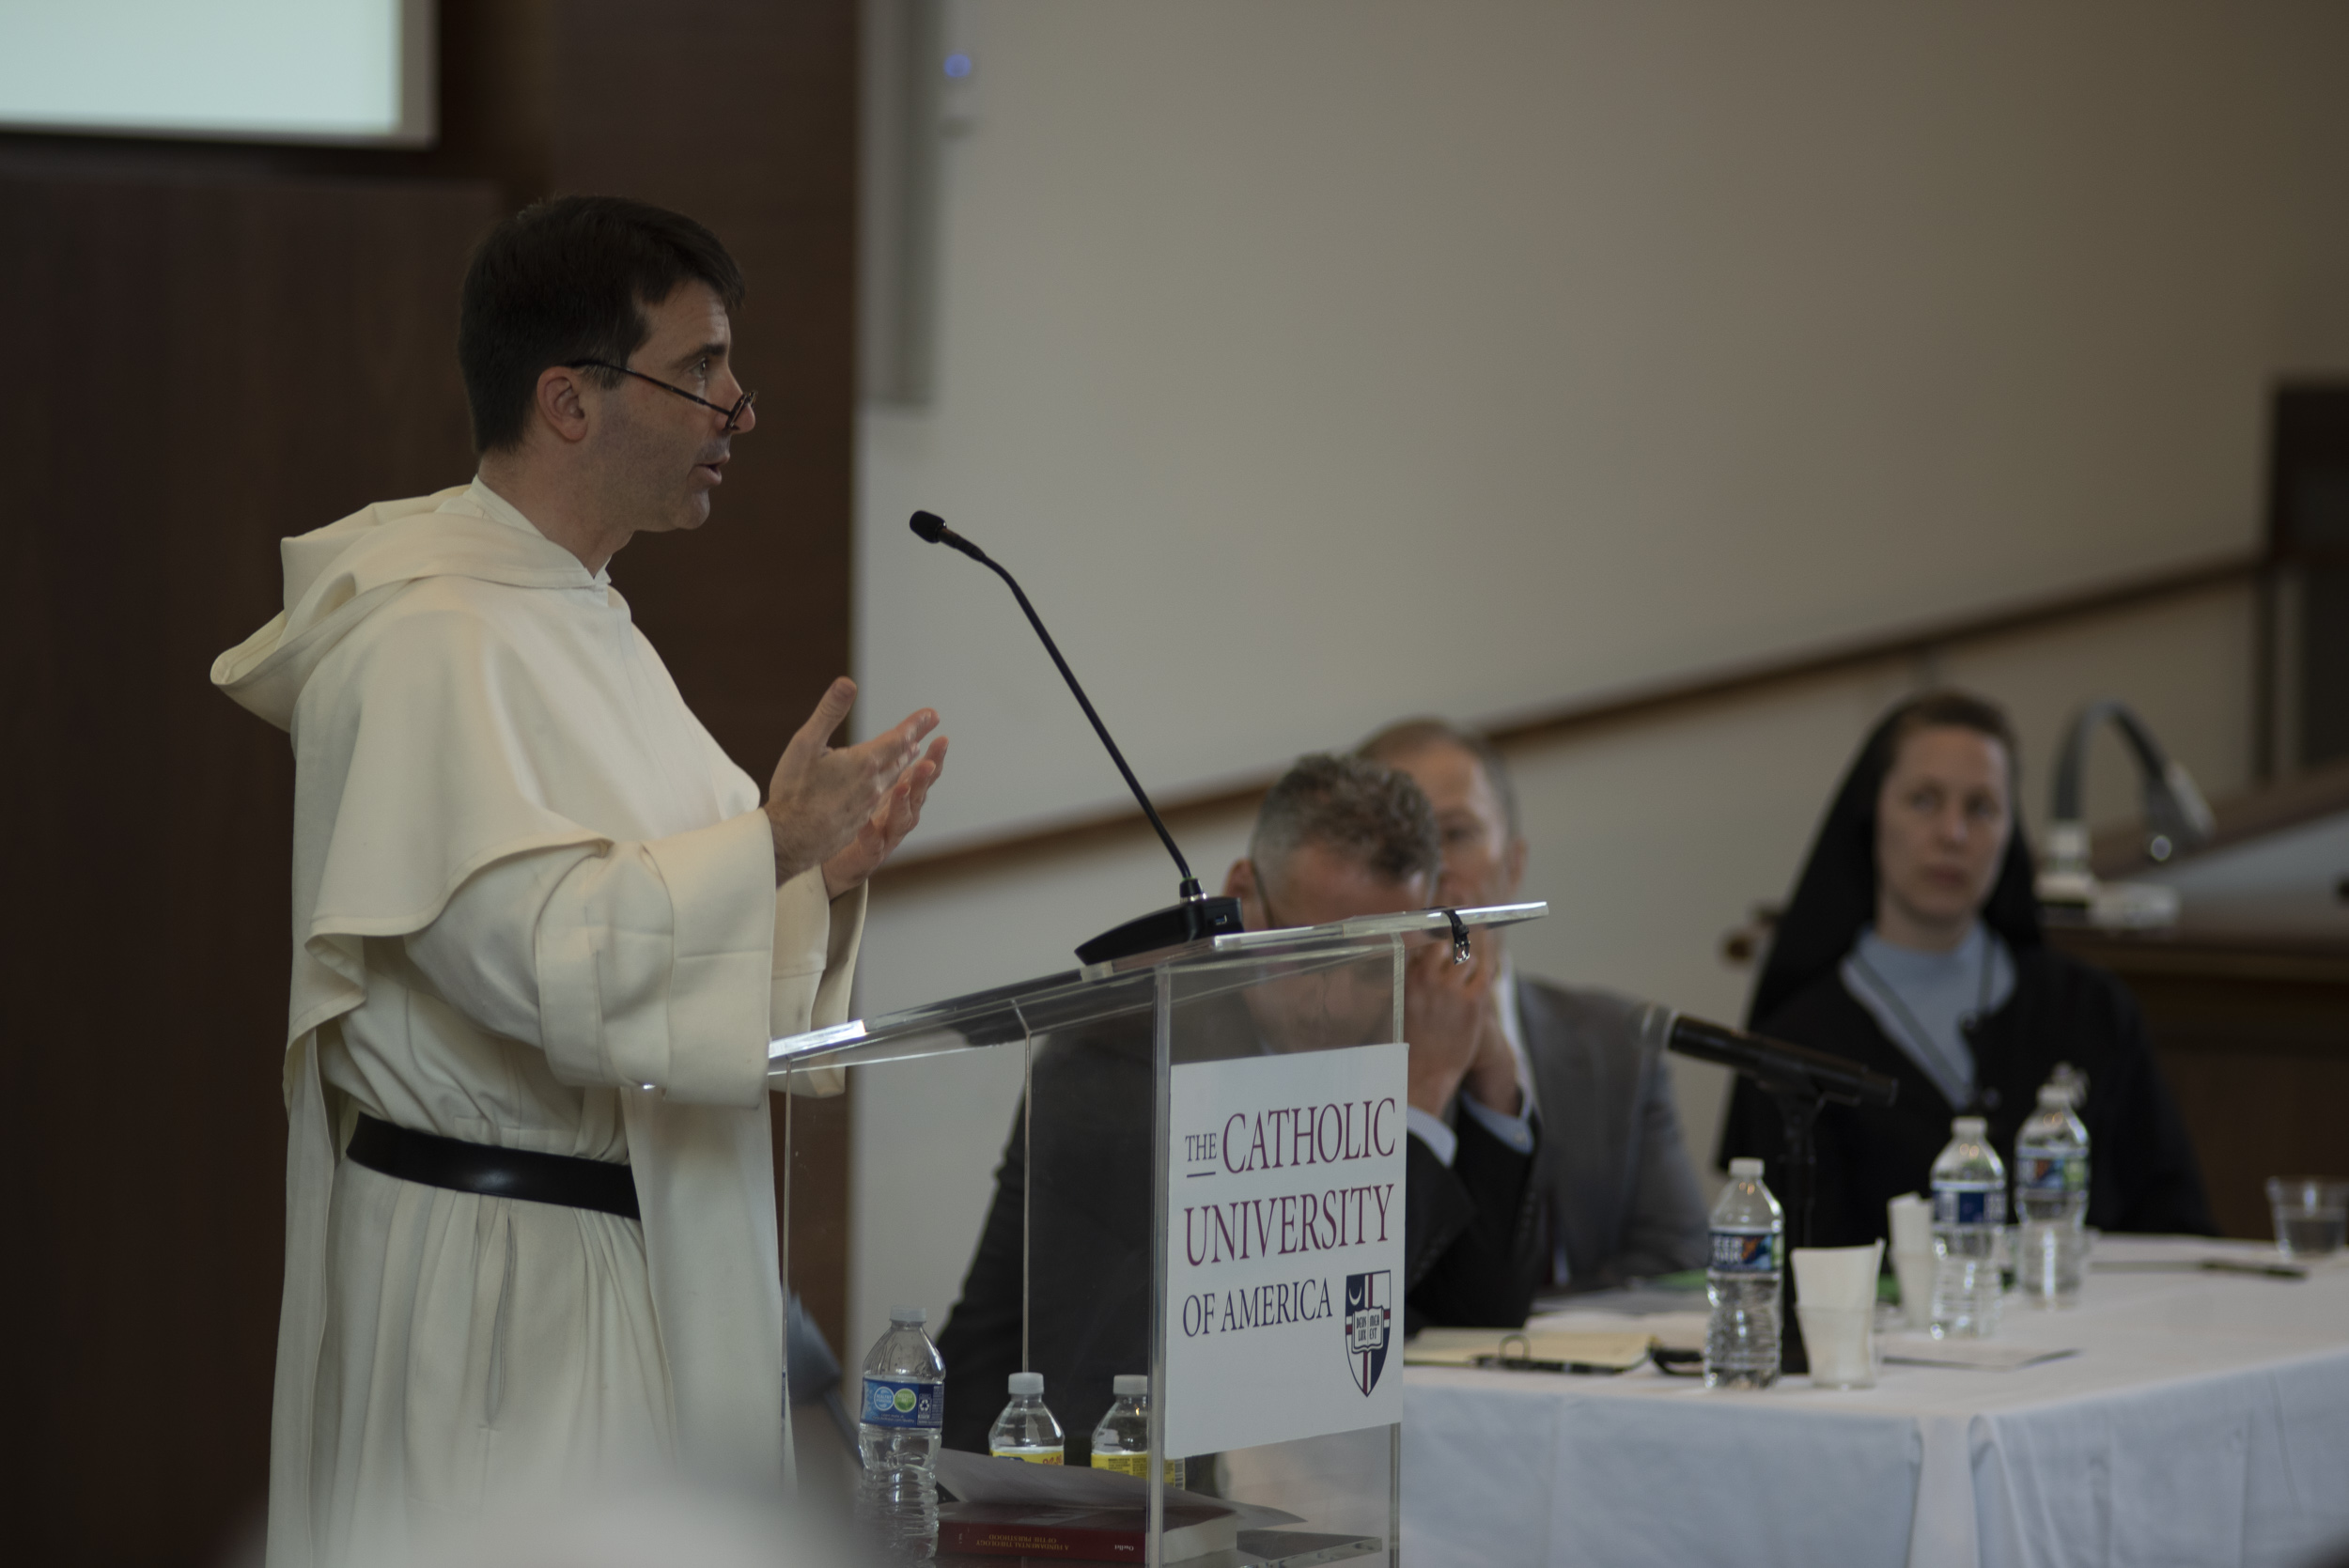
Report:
839,1,2341,1358
855,0,2349,855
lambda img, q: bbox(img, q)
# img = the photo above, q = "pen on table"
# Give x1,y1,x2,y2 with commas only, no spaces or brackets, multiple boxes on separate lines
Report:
1470,1354,1638,1375
2092,1258,2307,1280
2201,1258,2309,1279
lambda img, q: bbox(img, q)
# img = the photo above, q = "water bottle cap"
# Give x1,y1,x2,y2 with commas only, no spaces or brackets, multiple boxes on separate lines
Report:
2037,1083,2072,1108
1728,1157,1764,1178
1008,1372,1044,1396
1112,1374,1149,1397
889,1304,928,1326
1952,1116,1987,1138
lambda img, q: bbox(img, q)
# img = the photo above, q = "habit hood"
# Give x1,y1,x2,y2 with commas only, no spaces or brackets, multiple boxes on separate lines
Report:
1748,698,2043,1029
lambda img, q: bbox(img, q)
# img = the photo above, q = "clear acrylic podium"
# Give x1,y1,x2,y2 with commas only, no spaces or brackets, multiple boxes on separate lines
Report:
770,902,1545,1568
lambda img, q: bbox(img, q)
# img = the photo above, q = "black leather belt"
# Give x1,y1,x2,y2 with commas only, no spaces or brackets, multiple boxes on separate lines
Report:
346,1114,641,1220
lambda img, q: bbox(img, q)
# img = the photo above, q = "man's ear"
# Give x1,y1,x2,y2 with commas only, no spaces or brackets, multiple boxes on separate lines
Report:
533,365,594,445
1502,835,1529,900
1222,858,1258,927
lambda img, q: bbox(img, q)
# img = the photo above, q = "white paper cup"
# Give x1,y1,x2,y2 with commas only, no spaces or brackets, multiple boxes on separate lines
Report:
1892,1250,1937,1330
1793,1241,1885,1311
1797,1305,1877,1389
1887,1194,1933,1256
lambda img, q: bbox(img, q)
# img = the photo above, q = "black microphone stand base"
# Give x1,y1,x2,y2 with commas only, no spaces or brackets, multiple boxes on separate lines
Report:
1765,1083,1827,1379
1076,896,1245,965
1781,1271,1811,1380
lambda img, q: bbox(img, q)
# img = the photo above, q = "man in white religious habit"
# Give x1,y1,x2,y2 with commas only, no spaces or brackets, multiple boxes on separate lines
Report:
211,196,947,1568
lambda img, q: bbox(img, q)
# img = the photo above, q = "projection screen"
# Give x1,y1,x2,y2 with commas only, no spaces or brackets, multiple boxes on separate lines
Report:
0,0,433,146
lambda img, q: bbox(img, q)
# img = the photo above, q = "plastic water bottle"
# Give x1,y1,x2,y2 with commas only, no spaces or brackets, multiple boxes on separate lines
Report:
2015,1079,2091,1305
988,1371,1066,1463
857,1306,945,1560
1089,1374,1184,1487
1930,1116,2007,1338
1703,1157,1783,1389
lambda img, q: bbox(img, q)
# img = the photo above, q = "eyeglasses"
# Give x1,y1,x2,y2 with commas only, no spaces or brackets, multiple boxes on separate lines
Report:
568,360,756,433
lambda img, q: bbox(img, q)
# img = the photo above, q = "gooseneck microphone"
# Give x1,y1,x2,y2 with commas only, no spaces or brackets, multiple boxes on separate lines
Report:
910,510,1199,893
909,510,1243,963
1634,1005,1899,1109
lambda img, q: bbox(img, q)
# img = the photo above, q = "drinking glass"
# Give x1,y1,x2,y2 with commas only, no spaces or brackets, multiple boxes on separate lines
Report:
2266,1177,2348,1259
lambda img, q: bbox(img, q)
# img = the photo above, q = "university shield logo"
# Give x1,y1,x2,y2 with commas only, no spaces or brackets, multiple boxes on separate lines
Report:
1344,1271,1392,1395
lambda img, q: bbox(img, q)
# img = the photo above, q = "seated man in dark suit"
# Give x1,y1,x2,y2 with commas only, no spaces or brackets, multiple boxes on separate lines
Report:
935,754,1543,1458
1359,720,1711,1291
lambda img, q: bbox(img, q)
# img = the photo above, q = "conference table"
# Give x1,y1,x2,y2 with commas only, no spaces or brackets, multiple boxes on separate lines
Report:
1399,1238,2349,1568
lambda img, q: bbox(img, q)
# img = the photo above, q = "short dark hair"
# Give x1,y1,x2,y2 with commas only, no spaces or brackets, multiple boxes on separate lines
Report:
1251,753,1441,888
458,195,747,454
1355,717,1521,840
1870,689,2019,783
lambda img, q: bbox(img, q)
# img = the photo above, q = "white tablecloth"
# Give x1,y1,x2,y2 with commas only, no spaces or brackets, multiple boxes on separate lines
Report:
1401,1238,2349,1568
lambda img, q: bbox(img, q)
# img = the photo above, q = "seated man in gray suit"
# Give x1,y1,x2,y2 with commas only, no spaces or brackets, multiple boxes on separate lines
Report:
1360,720,1710,1290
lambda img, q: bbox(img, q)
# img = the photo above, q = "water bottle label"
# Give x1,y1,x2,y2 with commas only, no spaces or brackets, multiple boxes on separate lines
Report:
1709,1227,1782,1275
861,1376,943,1430
1092,1452,1185,1485
2015,1149,2086,1193
1934,1187,2003,1226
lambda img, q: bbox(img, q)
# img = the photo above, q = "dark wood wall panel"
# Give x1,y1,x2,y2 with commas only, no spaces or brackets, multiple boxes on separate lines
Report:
2132,967,2349,1242
0,2,861,1556
2158,1048,2349,1241
0,173,497,1565
2052,932,2349,1240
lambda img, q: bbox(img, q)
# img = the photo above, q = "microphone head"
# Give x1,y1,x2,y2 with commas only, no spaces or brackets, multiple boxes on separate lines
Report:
909,510,949,544
1631,1001,1678,1056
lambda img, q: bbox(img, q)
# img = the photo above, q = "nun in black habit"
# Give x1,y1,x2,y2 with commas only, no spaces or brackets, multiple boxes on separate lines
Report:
1718,691,2214,1248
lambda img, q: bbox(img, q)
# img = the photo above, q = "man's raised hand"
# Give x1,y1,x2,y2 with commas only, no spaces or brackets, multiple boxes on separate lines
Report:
1403,935,1501,1117
821,728,947,897
765,677,946,893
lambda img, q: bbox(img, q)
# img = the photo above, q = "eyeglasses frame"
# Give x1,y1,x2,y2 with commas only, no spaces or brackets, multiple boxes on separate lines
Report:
566,359,756,433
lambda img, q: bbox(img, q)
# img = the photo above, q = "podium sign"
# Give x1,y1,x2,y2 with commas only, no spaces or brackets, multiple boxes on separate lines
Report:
771,902,1544,1566
1163,1041,1408,1457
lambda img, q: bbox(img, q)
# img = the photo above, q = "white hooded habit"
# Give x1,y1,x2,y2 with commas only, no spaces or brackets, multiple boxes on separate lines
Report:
211,480,860,1567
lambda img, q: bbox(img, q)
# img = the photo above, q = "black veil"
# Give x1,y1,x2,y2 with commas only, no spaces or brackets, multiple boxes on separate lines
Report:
1745,694,2044,1028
